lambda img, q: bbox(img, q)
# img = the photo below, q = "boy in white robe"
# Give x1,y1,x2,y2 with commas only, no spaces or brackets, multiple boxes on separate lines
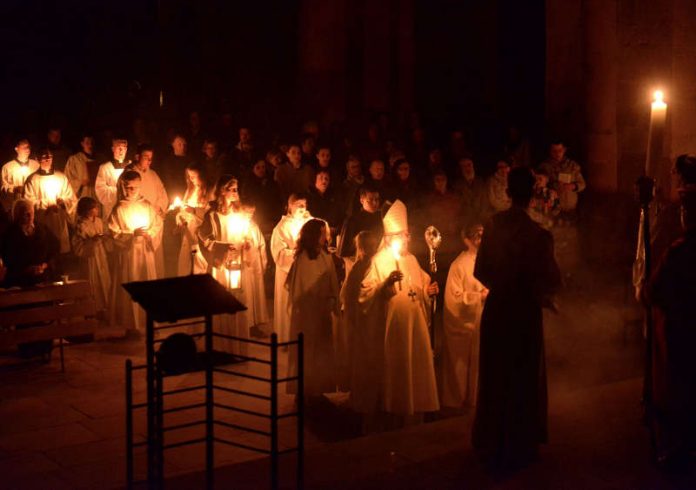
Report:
65,134,98,200
1,139,39,211
23,149,77,254
270,194,312,342
359,200,440,417
108,170,163,333
96,138,131,219
441,223,488,408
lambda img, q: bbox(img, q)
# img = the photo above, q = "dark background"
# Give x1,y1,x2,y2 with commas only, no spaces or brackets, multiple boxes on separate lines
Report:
2,0,546,158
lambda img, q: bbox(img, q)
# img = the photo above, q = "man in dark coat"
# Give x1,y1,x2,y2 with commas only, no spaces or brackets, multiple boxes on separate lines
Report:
472,167,561,471
648,188,696,470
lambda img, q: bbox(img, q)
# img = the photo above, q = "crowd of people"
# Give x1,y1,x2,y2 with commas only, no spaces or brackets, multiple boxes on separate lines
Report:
0,112,590,471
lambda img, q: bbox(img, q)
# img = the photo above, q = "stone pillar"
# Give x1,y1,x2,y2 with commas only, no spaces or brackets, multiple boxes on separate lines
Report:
297,0,348,123
583,0,619,192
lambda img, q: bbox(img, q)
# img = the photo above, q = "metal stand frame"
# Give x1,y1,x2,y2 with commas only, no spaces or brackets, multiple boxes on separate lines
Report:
125,314,304,490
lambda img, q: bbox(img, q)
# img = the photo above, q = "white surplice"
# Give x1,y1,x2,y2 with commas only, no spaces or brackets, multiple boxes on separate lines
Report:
1,159,39,193
95,161,128,219
24,170,77,253
270,214,311,342
200,210,269,356
441,249,485,408
72,216,112,312
132,167,169,215
108,198,163,331
65,152,97,199
359,247,439,415
286,250,339,396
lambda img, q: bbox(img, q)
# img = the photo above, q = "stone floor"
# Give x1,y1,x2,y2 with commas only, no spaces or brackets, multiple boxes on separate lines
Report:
1,264,694,489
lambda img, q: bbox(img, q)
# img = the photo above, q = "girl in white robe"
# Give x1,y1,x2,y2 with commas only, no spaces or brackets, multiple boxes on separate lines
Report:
340,231,381,416
270,194,312,342
286,218,339,399
441,224,487,408
175,164,210,276
198,177,269,356
72,197,112,314
23,149,77,254
108,170,163,332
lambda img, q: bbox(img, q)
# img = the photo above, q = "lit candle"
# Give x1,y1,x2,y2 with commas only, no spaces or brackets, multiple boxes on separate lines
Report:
168,196,183,211
227,213,251,243
390,237,403,291
43,176,61,205
127,209,151,232
19,165,30,184
224,267,242,289
113,168,124,181
646,89,667,178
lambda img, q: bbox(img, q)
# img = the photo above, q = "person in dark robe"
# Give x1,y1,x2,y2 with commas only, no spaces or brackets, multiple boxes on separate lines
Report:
338,185,382,259
241,159,283,236
307,170,342,238
647,186,696,471
472,166,561,471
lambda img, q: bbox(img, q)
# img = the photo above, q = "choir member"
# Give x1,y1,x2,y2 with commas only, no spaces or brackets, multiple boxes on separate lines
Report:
127,144,169,216
72,197,112,315
96,137,130,219
175,164,210,275
23,148,77,254
286,218,339,400
487,160,512,213
108,170,163,333
198,176,269,354
359,200,440,417
1,139,39,211
270,193,313,342
441,223,487,409
65,134,99,200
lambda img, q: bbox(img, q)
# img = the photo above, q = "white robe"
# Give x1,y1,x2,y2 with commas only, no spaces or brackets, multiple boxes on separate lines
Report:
201,210,269,355
176,203,209,276
341,257,383,413
270,214,312,342
360,247,439,415
1,159,39,192
286,250,339,396
441,249,485,408
108,199,163,331
23,171,77,254
72,216,112,312
65,152,97,199
95,161,128,219
132,167,169,215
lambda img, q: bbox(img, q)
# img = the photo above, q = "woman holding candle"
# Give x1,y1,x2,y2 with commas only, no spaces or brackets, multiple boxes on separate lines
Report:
286,218,340,401
175,163,211,276
23,148,77,255
108,170,163,333
198,176,269,355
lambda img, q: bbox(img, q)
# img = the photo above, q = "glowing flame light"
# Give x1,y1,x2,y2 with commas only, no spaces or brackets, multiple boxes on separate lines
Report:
227,213,251,242
19,165,30,180
113,168,124,180
652,90,666,109
390,237,403,261
127,210,150,231
169,196,183,211
42,176,61,205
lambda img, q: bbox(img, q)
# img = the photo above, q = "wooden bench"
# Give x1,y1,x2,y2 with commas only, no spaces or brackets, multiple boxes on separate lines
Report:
0,280,98,371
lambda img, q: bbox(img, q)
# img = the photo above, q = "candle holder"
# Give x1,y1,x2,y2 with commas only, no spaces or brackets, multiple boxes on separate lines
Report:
224,248,243,291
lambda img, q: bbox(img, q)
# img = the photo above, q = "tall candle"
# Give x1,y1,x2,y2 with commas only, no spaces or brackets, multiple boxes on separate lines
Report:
390,237,403,291
645,90,667,178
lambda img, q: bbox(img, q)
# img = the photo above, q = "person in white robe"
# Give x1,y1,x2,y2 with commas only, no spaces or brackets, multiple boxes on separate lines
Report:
270,194,312,342
359,199,440,416
108,170,163,332
126,145,169,276
72,197,112,314
340,230,382,419
65,134,98,200
23,148,77,254
1,139,39,211
286,218,340,399
441,223,488,409
198,176,269,355
96,138,131,219
174,164,210,276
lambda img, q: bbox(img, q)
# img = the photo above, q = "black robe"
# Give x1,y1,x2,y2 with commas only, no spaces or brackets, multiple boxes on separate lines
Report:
472,206,561,459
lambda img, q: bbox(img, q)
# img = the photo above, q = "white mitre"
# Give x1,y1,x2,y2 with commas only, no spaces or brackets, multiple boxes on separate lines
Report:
383,199,408,236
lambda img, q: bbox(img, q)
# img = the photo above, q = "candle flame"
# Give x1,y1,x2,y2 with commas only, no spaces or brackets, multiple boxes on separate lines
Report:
113,168,124,180
43,176,61,204
169,196,183,211
127,209,150,231
653,90,664,103
19,166,30,178
390,237,403,260
227,213,251,242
